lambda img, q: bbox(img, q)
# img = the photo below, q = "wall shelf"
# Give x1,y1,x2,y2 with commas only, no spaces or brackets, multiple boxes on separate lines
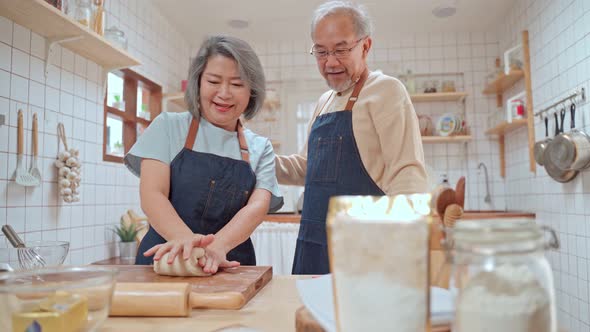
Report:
422,135,472,144
482,70,524,96
485,119,528,135
410,92,468,103
0,0,140,71
162,92,187,111
484,30,535,178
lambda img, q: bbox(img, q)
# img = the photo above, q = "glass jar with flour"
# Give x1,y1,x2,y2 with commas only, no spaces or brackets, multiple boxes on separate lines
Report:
326,194,432,332
444,218,559,332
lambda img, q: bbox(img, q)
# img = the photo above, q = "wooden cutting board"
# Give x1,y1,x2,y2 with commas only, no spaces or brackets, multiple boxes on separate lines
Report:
107,265,272,310
295,306,450,332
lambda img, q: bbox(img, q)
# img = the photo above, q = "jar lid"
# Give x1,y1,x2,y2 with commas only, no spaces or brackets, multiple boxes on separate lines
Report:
444,218,559,255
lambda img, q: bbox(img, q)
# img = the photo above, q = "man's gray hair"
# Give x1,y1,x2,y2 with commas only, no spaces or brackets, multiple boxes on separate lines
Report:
310,1,373,39
185,35,265,120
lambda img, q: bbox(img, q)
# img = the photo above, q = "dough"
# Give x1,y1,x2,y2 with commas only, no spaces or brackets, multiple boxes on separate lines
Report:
153,248,211,277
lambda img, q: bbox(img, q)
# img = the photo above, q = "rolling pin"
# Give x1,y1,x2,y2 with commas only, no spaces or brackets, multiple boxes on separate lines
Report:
109,282,246,317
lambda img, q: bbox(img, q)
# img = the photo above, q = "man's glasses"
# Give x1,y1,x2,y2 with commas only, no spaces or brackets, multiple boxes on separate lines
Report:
309,37,366,59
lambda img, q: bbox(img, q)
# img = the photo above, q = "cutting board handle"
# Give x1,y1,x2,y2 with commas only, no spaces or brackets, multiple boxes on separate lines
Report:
190,291,245,309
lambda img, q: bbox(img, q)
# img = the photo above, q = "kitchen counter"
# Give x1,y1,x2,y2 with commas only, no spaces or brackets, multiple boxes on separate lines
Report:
100,275,312,332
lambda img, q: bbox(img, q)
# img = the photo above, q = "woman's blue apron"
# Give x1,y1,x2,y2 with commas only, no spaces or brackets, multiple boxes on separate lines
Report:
292,70,384,274
136,116,257,265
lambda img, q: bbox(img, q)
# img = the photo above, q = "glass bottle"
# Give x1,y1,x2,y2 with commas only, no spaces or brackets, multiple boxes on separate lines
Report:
74,0,92,28
444,218,559,332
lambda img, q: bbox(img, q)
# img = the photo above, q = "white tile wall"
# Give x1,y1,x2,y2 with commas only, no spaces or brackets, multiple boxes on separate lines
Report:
0,0,190,265
499,0,590,331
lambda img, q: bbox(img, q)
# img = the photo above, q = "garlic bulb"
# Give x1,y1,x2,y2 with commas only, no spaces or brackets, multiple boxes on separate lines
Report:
55,160,65,168
60,188,72,196
67,172,77,181
65,157,78,167
58,167,70,177
59,179,71,188
58,151,71,160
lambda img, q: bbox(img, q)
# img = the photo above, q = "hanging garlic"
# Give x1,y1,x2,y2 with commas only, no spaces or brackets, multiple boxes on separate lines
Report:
59,179,71,188
56,123,82,204
58,151,71,160
55,160,65,168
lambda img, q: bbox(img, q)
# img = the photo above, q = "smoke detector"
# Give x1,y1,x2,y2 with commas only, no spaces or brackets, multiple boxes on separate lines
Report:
228,19,249,29
432,0,457,18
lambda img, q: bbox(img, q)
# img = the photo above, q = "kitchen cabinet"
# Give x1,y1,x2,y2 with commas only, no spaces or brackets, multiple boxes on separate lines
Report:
483,30,535,178
0,0,140,75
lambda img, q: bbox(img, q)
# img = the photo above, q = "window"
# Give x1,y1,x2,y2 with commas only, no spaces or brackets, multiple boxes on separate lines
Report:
296,101,316,152
103,69,162,163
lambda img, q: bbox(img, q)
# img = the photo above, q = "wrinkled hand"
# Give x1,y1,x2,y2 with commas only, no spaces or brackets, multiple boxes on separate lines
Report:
198,240,240,274
143,233,215,264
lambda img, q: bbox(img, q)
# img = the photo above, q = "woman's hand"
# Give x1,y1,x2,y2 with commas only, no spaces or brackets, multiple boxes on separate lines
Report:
198,240,240,274
143,233,215,264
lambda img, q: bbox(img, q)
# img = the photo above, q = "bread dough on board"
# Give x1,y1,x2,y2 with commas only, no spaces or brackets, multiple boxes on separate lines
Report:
153,248,211,277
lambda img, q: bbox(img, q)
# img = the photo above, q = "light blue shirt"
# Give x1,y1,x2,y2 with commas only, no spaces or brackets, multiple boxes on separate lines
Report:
124,111,283,212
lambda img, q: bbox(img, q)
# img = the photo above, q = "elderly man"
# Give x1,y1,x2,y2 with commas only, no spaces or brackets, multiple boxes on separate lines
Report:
276,1,428,275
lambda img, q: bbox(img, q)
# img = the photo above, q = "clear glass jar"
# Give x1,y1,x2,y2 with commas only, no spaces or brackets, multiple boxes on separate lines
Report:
104,27,128,50
327,195,432,332
74,0,92,27
444,218,559,332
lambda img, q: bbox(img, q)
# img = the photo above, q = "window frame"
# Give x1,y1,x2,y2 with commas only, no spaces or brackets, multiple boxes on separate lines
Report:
103,69,162,163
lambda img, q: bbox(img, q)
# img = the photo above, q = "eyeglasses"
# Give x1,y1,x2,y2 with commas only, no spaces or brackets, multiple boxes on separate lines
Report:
309,37,365,59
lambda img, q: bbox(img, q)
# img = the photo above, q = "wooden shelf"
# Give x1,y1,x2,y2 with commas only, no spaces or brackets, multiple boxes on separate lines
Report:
163,92,187,111
0,0,140,70
485,119,528,135
482,70,524,95
410,92,468,103
422,135,472,144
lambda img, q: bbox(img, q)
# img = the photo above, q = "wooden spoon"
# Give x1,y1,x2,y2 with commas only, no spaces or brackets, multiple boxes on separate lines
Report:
455,176,465,208
434,187,456,218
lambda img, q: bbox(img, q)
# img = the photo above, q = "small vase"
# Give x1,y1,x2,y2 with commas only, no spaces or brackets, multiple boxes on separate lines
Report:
118,241,137,260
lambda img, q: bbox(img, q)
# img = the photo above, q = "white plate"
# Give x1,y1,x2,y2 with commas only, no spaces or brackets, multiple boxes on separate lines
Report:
296,274,455,332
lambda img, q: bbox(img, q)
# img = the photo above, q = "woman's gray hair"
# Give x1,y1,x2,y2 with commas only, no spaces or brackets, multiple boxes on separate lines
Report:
310,1,373,39
185,35,265,120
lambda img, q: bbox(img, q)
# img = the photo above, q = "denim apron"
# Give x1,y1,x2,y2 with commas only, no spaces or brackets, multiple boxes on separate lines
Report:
136,116,257,265
292,70,385,275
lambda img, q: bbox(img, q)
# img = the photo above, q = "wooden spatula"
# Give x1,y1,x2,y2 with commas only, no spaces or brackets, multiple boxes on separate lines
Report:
434,187,456,218
455,176,465,208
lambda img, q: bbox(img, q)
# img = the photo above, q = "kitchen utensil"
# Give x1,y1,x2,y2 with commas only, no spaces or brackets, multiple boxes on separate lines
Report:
109,265,272,310
454,176,465,209
13,110,40,187
534,115,551,166
443,204,463,228
434,187,456,218
110,282,245,317
28,113,42,183
1,225,46,269
0,266,117,332
548,103,590,171
543,109,578,183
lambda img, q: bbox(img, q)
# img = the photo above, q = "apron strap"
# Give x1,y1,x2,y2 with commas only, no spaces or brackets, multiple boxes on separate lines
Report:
184,116,251,164
344,68,369,111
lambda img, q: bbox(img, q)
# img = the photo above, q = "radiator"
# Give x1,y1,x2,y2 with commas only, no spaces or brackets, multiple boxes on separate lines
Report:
251,222,300,275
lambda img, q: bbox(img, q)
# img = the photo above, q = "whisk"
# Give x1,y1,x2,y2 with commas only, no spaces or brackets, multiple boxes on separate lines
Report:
1,225,46,270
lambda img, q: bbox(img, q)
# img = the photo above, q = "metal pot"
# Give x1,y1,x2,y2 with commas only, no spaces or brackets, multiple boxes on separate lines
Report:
548,103,590,171
543,109,578,183
534,115,552,166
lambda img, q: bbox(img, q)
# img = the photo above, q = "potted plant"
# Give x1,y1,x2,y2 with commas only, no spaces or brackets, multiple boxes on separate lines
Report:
113,94,125,110
113,217,139,260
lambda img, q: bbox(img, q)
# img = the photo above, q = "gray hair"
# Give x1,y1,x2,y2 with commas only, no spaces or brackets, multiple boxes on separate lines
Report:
185,35,265,120
310,1,373,39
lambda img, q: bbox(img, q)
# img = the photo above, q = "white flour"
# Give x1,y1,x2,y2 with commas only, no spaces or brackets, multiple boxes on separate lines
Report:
455,265,552,332
334,273,426,332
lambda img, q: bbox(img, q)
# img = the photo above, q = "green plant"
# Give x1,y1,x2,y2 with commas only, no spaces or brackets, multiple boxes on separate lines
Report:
113,218,138,242
141,103,148,112
114,94,121,102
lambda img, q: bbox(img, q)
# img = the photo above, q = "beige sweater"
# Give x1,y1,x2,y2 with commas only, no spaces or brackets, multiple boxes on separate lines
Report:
275,70,428,196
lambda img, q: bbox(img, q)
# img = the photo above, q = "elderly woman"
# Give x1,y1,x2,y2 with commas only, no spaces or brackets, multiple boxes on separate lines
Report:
125,35,283,274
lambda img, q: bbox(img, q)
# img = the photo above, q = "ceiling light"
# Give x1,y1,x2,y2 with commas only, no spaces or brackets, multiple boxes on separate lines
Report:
432,0,457,18
228,19,249,29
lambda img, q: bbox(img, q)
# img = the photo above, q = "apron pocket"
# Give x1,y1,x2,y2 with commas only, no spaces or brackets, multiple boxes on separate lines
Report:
201,179,236,224
297,218,328,245
309,136,343,183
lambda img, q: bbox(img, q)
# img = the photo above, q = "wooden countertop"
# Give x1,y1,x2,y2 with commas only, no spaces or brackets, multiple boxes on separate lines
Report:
264,211,535,224
99,275,313,332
